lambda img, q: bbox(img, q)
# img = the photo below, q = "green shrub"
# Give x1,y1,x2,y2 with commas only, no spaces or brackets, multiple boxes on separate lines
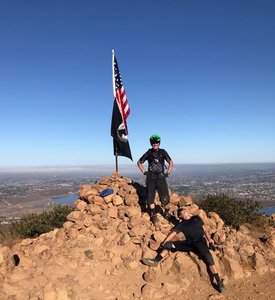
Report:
11,205,73,239
251,213,275,228
198,194,261,227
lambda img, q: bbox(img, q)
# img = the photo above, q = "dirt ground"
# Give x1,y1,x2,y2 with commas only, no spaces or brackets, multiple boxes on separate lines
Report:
2,233,274,300
204,271,275,300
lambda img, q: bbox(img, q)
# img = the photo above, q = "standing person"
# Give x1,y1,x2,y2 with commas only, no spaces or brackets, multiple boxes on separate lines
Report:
142,206,225,293
137,134,174,224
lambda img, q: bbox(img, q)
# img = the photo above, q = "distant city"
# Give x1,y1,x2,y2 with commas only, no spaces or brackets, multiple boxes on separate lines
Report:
0,163,275,222
167,164,275,203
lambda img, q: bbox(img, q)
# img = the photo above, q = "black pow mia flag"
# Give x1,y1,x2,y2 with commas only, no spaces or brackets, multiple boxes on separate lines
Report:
111,50,132,161
111,99,133,160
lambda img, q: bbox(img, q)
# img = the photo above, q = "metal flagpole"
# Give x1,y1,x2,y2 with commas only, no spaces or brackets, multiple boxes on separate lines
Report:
112,49,119,173
115,142,118,173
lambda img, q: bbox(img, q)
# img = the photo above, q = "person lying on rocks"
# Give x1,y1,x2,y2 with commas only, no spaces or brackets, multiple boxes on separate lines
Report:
142,206,225,293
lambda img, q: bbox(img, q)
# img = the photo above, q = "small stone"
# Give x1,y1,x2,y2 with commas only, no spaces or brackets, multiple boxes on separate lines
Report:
84,250,94,260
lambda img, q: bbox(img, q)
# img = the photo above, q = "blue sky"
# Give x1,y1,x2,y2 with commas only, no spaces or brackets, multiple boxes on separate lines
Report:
0,0,274,167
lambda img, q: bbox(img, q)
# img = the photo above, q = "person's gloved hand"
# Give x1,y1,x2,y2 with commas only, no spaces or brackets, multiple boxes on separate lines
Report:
209,242,216,251
143,171,148,176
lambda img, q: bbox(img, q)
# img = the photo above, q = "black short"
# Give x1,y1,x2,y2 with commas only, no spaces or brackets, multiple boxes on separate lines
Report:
146,173,169,206
163,238,214,266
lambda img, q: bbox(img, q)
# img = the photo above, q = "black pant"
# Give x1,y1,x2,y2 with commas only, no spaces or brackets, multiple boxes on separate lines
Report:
163,238,214,266
146,172,169,207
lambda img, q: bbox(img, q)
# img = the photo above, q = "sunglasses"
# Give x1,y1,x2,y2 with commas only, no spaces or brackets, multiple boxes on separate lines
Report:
151,142,160,145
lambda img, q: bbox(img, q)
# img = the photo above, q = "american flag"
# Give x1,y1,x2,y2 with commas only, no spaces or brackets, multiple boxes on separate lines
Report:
112,51,130,132
111,50,132,162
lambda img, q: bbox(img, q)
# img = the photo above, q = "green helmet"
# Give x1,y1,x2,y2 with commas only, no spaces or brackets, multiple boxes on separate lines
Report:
150,134,161,145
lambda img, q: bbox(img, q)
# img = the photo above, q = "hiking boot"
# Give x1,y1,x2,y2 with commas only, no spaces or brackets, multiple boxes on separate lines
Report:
217,280,225,293
142,258,159,266
150,214,158,225
163,208,172,219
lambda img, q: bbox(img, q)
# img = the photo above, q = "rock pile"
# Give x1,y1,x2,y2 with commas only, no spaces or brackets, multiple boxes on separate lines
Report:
0,173,274,299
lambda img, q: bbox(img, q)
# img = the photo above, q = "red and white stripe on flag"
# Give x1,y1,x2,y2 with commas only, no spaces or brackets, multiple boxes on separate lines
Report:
112,50,130,131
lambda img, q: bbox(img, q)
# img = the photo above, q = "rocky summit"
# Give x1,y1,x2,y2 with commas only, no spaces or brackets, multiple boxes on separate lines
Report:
0,173,274,300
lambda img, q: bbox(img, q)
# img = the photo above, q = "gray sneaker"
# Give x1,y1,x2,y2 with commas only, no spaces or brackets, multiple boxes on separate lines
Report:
163,209,172,219
150,214,158,225
217,281,225,293
142,258,159,266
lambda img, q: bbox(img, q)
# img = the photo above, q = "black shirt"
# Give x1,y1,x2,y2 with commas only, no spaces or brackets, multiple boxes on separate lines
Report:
139,148,171,174
173,216,204,241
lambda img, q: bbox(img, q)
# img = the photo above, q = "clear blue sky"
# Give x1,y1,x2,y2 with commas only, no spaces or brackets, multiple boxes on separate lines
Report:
0,0,274,167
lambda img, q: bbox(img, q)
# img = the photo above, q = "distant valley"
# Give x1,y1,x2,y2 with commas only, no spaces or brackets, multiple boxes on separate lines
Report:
1,163,275,222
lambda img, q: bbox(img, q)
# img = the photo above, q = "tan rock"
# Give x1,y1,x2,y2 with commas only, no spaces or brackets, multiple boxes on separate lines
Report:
88,203,102,215
205,218,217,230
108,206,118,218
117,234,131,246
94,236,104,246
160,255,174,273
112,256,123,266
142,246,157,259
9,268,30,282
163,282,179,296
149,240,160,251
197,209,208,222
86,189,100,200
179,278,191,291
238,245,255,265
43,283,69,300
66,227,79,238
78,184,92,197
143,267,157,282
179,195,193,206
118,188,127,198
125,194,139,206
74,199,87,212
33,244,49,255
238,225,251,235
55,228,67,240
112,171,121,178
129,224,147,237
251,253,269,274
131,248,142,261
66,210,83,222
117,221,128,234
170,193,180,204
88,195,105,205
213,229,226,244
188,203,200,215
141,284,163,299
125,206,141,218
20,238,34,246
56,288,70,300
208,211,224,224
83,214,94,227
103,193,114,204
153,231,167,243
0,246,14,271
222,254,244,279
86,225,100,237
125,259,139,269
112,195,123,206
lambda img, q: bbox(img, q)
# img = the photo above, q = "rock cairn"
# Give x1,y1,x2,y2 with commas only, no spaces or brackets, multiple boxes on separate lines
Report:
0,173,274,299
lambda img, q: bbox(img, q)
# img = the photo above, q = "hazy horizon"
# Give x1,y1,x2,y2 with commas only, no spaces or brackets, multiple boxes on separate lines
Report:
1,162,275,174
